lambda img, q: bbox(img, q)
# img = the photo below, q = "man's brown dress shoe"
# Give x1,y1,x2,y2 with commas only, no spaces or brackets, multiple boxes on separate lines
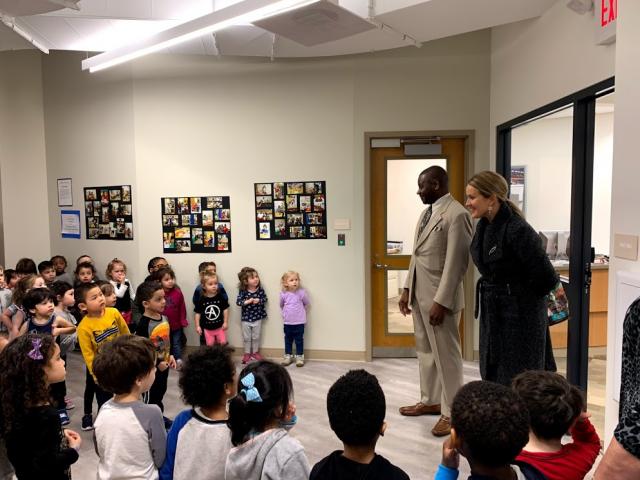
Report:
431,415,451,437
398,402,441,416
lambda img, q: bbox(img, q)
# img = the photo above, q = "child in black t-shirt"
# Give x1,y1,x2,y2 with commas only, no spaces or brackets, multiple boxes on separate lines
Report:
194,272,229,346
311,370,409,480
135,281,176,427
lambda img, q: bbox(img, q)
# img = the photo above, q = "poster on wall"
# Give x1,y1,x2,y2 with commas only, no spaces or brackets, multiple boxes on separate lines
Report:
84,185,133,240
161,196,232,253
510,166,525,214
254,181,327,240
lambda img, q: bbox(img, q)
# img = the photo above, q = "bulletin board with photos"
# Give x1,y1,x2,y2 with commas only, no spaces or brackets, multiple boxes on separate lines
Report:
84,185,133,240
161,196,232,253
254,181,327,240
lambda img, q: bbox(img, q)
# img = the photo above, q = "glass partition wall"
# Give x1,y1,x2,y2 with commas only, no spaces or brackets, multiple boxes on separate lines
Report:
497,78,614,437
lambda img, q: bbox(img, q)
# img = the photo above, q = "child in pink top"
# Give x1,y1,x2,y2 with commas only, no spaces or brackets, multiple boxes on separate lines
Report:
279,271,310,367
153,267,187,364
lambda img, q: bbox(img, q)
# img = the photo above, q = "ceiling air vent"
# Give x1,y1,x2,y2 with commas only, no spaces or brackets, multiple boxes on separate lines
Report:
253,0,375,47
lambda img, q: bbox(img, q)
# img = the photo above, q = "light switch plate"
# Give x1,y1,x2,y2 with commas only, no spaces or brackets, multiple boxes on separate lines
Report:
614,233,639,260
334,218,351,230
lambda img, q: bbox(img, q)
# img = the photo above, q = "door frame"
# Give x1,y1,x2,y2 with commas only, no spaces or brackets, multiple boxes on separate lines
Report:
495,77,614,391
364,130,477,361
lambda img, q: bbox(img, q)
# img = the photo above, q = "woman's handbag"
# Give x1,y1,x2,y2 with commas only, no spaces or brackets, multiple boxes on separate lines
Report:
547,282,570,326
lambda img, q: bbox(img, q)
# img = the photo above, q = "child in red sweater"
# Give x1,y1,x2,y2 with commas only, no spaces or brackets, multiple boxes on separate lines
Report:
153,267,187,366
512,371,601,480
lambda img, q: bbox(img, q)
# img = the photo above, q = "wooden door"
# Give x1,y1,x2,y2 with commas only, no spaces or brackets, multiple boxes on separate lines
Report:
370,137,467,356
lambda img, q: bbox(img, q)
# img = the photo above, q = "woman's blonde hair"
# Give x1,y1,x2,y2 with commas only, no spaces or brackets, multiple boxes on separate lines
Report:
105,258,127,279
467,171,523,218
281,271,300,290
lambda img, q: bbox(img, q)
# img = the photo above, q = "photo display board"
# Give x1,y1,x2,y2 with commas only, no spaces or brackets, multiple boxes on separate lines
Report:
161,196,232,253
84,185,133,240
254,181,327,240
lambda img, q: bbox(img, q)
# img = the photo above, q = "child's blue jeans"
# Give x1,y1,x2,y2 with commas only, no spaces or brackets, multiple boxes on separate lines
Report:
284,324,305,355
170,328,183,360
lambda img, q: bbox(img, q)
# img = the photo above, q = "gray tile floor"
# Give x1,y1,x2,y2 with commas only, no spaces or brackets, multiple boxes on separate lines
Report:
64,351,600,479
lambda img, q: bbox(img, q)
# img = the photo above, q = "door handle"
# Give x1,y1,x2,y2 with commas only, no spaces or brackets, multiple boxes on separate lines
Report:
373,263,389,269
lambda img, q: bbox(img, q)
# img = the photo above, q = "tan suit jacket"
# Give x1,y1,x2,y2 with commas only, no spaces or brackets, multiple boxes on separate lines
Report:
405,195,472,312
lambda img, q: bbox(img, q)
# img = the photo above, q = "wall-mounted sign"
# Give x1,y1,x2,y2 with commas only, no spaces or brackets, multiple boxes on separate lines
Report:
254,181,327,240
161,196,232,253
84,185,133,240
596,0,617,45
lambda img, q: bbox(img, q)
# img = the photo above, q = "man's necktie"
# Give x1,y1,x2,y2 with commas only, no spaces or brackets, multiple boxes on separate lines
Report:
417,205,433,238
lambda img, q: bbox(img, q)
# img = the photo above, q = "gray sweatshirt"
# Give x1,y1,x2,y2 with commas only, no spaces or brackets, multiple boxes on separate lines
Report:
225,428,310,480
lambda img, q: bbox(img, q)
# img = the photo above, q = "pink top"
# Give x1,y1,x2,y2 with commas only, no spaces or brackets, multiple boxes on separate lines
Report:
163,287,188,330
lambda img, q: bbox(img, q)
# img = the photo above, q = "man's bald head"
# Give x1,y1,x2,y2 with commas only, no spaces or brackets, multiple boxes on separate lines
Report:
417,165,449,205
419,166,448,189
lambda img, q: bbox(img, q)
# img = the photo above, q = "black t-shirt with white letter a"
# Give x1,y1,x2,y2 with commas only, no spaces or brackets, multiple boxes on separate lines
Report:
195,293,229,330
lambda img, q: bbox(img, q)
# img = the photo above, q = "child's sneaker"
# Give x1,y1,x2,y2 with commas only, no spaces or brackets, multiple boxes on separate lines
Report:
58,409,70,426
295,355,305,367
65,396,75,410
252,352,264,361
81,413,94,431
281,354,293,366
241,353,251,364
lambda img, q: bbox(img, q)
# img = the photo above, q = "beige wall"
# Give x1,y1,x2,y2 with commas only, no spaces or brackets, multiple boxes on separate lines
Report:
605,0,640,441
0,50,51,267
42,52,140,281
490,0,615,162
34,30,490,355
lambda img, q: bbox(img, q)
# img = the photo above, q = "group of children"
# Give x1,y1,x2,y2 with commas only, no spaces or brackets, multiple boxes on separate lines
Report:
0,327,601,480
0,255,603,479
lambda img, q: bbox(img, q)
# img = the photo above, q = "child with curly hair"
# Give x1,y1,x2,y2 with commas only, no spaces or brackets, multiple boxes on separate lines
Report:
160,344,236,480
311,369,409,479
0,334,82,479
236,267,268,364
435,381,546,480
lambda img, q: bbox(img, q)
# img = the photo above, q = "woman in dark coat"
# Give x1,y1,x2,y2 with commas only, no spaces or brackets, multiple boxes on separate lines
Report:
466,171,558,385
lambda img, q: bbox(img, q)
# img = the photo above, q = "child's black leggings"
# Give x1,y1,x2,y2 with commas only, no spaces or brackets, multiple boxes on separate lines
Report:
143,367,168,412
84,367,112,414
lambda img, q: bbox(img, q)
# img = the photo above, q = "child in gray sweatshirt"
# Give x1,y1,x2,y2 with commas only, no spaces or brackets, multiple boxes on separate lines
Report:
225,361,310,480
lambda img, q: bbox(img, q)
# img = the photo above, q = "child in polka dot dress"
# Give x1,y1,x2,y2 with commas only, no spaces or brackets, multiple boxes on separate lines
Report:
235,267,268,364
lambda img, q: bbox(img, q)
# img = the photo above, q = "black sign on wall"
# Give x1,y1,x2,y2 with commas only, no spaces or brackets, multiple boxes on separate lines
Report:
161,196,232,253
84,185,133,240
254,181,327,240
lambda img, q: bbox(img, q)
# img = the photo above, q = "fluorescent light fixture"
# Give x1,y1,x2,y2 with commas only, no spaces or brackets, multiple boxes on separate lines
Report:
82,0,321,73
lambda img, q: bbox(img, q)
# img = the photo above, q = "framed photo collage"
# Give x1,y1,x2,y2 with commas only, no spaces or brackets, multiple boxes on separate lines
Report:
161,196,232,253
84,185,133,240
254,181,327,240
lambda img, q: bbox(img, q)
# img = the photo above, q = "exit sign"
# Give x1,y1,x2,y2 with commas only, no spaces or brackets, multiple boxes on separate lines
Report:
596,0,617,44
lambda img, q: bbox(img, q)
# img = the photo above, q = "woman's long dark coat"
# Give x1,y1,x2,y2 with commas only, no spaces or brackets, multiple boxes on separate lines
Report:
470,203,558,385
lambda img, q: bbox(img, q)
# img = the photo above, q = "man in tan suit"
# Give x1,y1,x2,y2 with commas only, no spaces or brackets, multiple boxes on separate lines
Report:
398,166,472,436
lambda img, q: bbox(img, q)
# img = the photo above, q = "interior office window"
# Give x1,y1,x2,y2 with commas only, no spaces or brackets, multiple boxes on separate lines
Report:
510,105,574,368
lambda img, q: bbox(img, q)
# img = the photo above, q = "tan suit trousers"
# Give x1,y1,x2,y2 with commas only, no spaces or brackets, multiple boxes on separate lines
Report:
411,295,463,417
